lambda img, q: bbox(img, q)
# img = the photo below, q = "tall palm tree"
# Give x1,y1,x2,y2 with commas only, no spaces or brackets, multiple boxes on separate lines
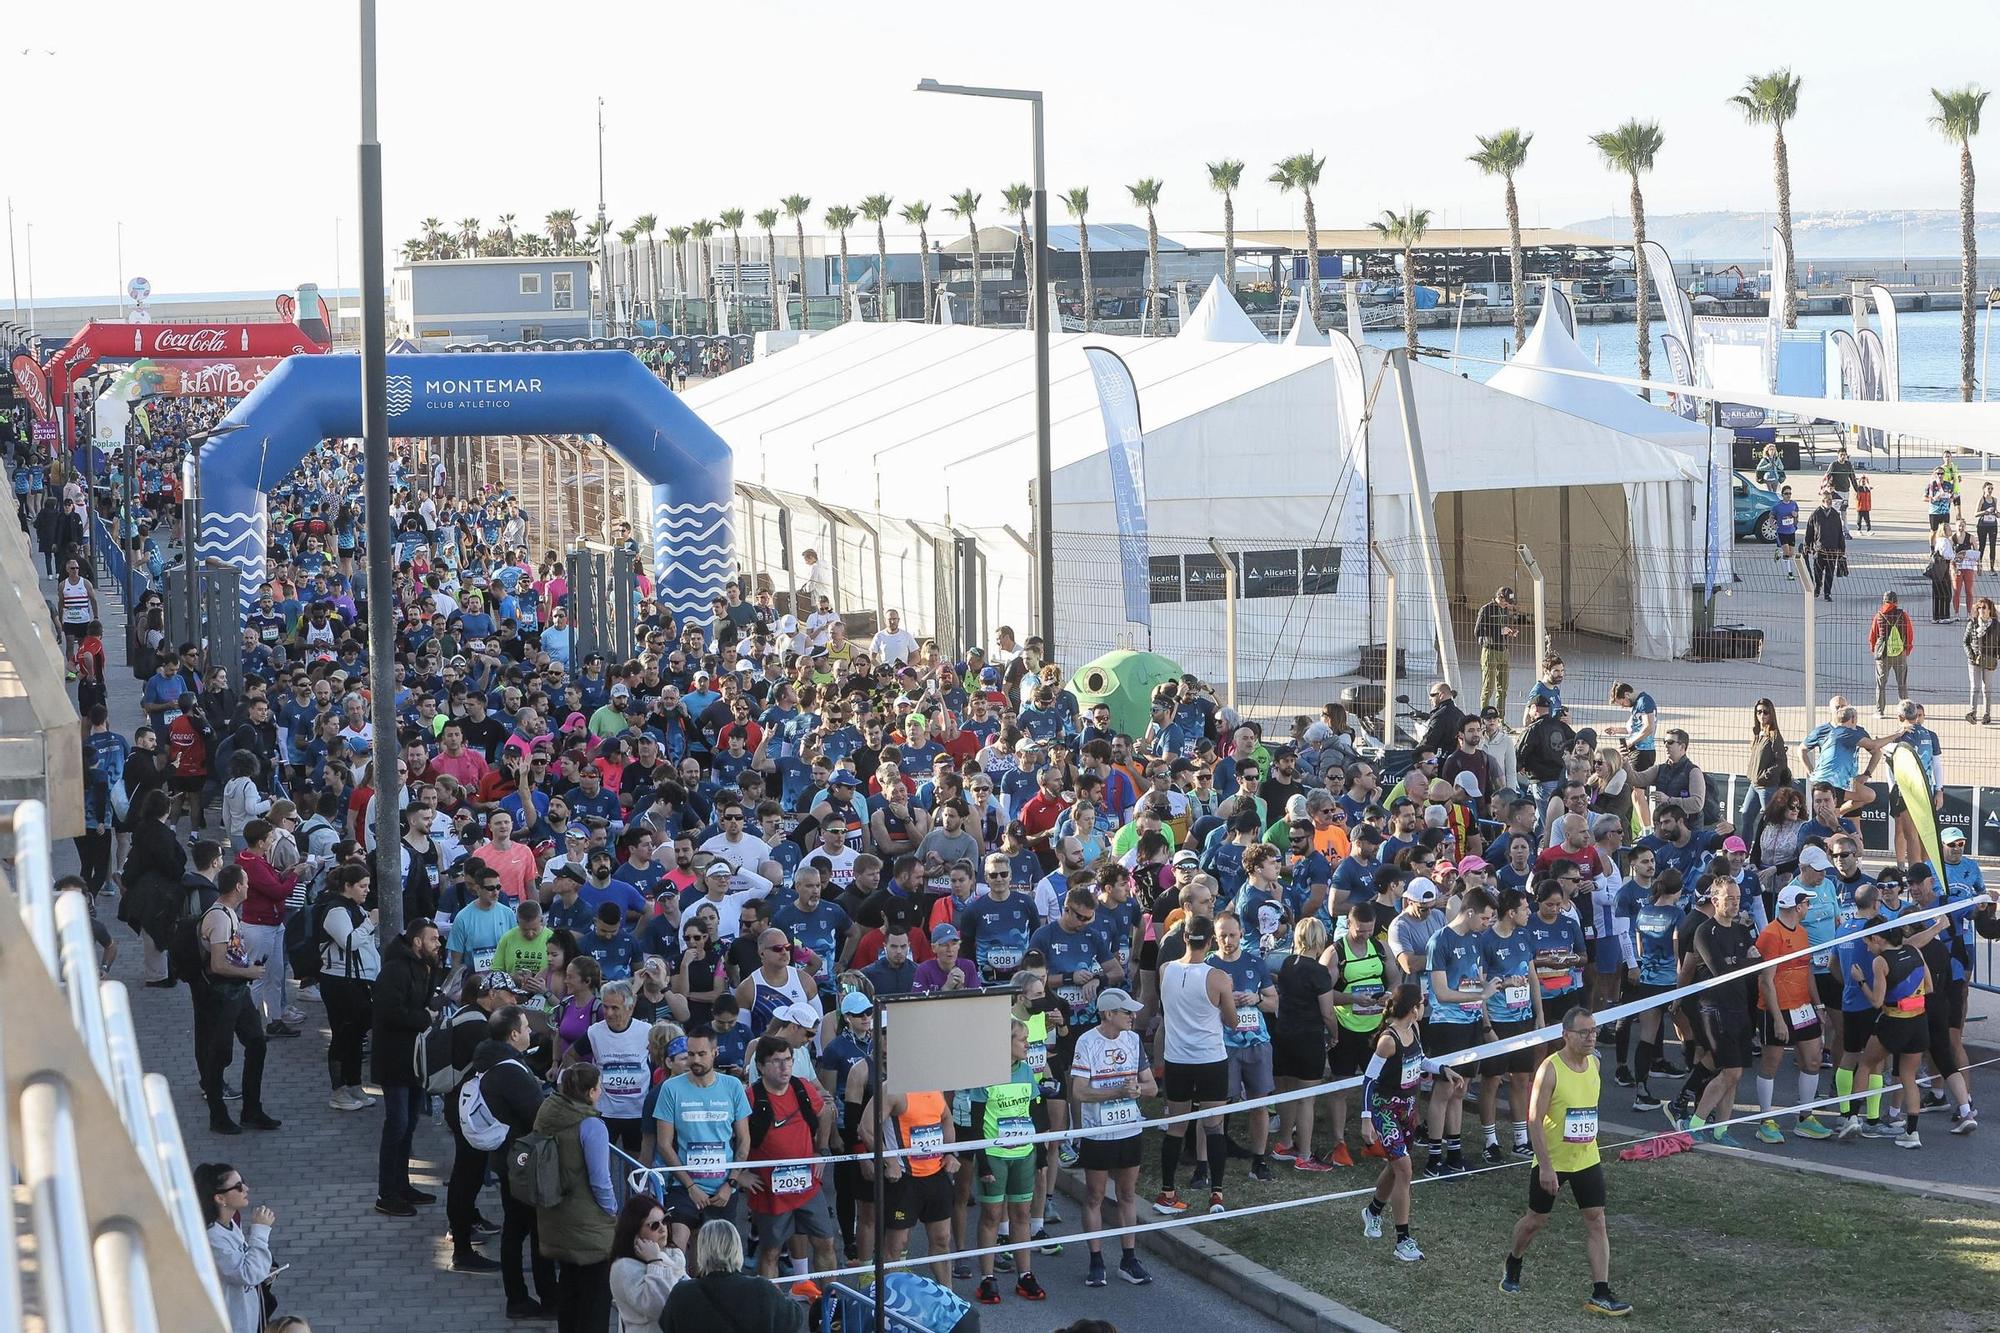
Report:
781,194,812,330
1591,120,1666,396
632,212,659,327
1932,86,1989,401
823,205,857,321
947,190,983,326
457,217,481,256
1270,153,1326,324
420,216,446,258
665,224,691,334
1370,208,1433,352
689,220,718,332
1002,183,1034,329
718,208,746,329
616,226,639,329
1127,178,1164,333
755,208,781,325
1207,159,1244,294
1469,129,1534,347
400,238,427,263
544,209,576,254
899,200,933,322
859,194,895,320
1060,188,1092,331
497,213,518,254
1731,70,1803,329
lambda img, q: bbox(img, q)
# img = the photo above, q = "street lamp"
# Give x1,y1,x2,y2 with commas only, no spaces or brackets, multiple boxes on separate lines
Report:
916,77,1055,661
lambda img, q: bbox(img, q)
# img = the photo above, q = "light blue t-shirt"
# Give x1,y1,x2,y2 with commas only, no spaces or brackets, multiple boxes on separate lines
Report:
654,1072,751,1190
1425,925,1486,1024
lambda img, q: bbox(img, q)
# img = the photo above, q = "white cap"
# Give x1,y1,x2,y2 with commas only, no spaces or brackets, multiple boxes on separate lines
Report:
1453,770,1483,799
771,1002,820,1031
1403,876,1440,904
1798,845,1833,873
1776,884,1811,910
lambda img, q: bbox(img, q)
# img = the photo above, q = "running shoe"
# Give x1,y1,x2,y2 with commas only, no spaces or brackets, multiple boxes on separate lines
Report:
1118,1254,1154,1285
1794,1116,1833,1140
1422,1160,1449,1179
1663,1103,1691,1133
1835,1115,1864,1142
1613,1066,1637,1088
1585,1291,1634,1317
1035,1231,1064,1257
1056,1141,1080,1168
1393,1236,1424,1263
1895,1130,1923,1150
1482,1142,1505,1165
1207,1190,1226,1215
993,1249,1014,1272
1951,1108,1980,1135
952,1259,974,1281
1294,1156,1335,1173
1328,1142,1356,1167
977,1275,1002,1305
1512,1141,1535,1158
1085,1256,1107,1288
1248,1160,1274,1183
1756,1119,1786,1145
1361,1204,1383,1239
1652,1061,1687,1077
1151,1191,1189,1216
1043,1197,1062,1224
1861,1120,1900,1139
1360,1140,1388,1160
1189,1164,1211,1191
1500,1270,1523,1295
1709,1127,1744,1148
1268,1140,1299,1163
1924,1086,1949,1109
1015,1273,1046,1301
1631,1090,1663,1112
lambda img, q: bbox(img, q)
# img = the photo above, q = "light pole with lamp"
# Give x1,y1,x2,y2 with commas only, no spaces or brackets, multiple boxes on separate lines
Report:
915,77,1055,661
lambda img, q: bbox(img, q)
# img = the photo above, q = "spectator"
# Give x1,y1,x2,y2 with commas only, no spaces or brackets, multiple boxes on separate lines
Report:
1868,591,1917,713
662,1219,806,1333
535,1062,618,1332
372,919,442,1218
197,1161,276,1333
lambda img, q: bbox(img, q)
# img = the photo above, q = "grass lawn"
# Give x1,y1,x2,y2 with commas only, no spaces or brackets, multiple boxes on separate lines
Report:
1125,1128,2000,1333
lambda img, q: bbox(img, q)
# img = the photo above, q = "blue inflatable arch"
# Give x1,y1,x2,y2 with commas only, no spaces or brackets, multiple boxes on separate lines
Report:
196,351,733,619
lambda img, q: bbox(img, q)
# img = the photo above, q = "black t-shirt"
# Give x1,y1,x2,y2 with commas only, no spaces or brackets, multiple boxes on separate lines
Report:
856,886,928,936
1691,914,1757,1012
1275,953,1334,1036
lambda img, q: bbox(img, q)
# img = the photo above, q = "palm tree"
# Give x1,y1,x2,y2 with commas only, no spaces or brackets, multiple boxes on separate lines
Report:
755,208,781,325
1207,160,1244,295
1270,153,1326,324
665,225,691,334
1126,178,1165,333
400,238,427,263
1731,70,1803,329
1932,86,1989,401
1060,188,1092,331
633,212,659,327
1002,183,1034,328
718,208,746,329
1469,129,1534,347
781,194,812,330
947,190,983,326
497,213,518,254
544,209,576,254
689,220,718,332
899,200,933,322
457,217,481,256
1370,208,1433,353
420,216,446,258
1591,120,1666,395
859,194,895,320
823,205,857,321
615,226,639,330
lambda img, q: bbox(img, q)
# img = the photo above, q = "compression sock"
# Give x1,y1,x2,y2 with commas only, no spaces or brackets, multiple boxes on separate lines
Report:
1593,1282,1614,1300
1906,1110,1920,1137
1367,1197,1386,1216
1756,1076,1776,1115
1395,1223,1411,1241
1160,1133,1181,1192
1867,1075,1884,1121
1635,1039,1659,1083
1505,1254,1524,1282
1207,1133,1230,1187
1798,1070,1821,1116
1835,1067,1855,1115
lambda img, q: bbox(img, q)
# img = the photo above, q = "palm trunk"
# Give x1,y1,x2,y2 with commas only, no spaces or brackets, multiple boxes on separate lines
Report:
1401,243,1418,353
765,227,779,325
1018,210,1034,331
1304,195,1321,325
1079,221,1094,331
969,225,982,327
795,221,808,330
730,230,743,331
1222,194,1235,295
1505,176,1525,348
837,235,850,321
1963,144,1979,402
1631,175,1651,399
1146,213,1160,335
674,251,687,335
918,225,932,323
1774,126,1796,329
876,223,890,321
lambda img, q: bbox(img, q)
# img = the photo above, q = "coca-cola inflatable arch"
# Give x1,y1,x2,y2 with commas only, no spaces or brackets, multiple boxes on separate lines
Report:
35,319,329,424
196,352,732,621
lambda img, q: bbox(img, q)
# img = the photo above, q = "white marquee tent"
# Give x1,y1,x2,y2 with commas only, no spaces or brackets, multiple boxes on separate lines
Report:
1175,276,1266,344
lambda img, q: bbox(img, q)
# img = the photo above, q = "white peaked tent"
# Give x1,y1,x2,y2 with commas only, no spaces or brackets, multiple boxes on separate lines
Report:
937,290,956,326
1176,275,1265,344
1284,304,1329,347
1489,296,1734,585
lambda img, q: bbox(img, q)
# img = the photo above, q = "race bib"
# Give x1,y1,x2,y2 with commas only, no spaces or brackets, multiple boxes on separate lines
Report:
996,1116,1033,1146
1504,982,1531,1009
685,1143,727,1185
1400,1056,1422,1090
1234,1006,1264,1034
1055,984,1086,1008
1810,950,1831,969
1025,1043,1048,1073
985,947,1022,973
909,1122,945,1159
1564,1107,1598,1143
1098,1098,1139,1126
602,1060,644,1097
1787,1003,1817,1028
771,1164,813,1196
471,947,497,972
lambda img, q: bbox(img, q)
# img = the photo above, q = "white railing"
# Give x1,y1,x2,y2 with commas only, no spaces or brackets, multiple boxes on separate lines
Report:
3,800,228,1332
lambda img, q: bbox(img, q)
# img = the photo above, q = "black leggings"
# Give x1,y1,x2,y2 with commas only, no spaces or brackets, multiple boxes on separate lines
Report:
74,831,114,894
1982,524,1997,567
1926,1004,1962,1079
320,976,373,1088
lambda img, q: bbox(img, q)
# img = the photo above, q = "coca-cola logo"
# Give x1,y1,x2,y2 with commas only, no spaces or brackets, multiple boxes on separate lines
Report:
10,354,50,420
152,328,231,354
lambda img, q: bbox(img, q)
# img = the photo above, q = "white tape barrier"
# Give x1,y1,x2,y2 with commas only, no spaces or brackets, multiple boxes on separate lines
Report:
625,892,1993,1183
779,1052,2000,1289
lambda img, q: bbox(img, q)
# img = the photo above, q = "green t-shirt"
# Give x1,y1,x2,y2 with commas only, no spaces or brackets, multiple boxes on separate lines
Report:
981,1060,1041,1159
493,925,550,979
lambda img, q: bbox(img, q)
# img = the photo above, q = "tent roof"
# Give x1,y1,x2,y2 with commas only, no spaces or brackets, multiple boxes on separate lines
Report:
1176,277,1266,344
942,222,1180,255
1283,304,1328,346
1486,299,1711,447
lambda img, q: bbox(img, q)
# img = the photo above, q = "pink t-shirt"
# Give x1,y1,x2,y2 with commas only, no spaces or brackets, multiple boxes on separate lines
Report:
478,839,539,903
428,748,489,788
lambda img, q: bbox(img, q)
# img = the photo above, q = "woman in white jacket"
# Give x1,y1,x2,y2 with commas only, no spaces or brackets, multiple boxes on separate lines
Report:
220,751,272,852
607,1194,685,1333
196,1160,276,1333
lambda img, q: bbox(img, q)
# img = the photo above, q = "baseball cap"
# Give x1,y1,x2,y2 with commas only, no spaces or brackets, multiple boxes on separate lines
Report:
980,666,1001,684
771,1002,819,1031
1799,845,1834,872
1453,770,1483,799
1776,884,1811,910
702,861,734,880
828,768,858,787
564,823,589,841
733,659,755,674
692,670,711,683
1722,835,1749,854
1172,849,1201,868
840,991,875,1016
930,923,960,944
1095,987,1143,1013
906,712,929,728
1479,706,1501,721
1403,876,1441,904
1457,855,1490,874
1943,826,1968,845
1497,585,1517,601
610,683,631,698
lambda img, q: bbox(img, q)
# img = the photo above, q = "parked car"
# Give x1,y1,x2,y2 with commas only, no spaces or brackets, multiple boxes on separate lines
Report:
1733,470,1780,542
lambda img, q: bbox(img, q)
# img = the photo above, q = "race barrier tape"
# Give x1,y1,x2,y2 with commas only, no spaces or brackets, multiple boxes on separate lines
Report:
623,888,1996,1182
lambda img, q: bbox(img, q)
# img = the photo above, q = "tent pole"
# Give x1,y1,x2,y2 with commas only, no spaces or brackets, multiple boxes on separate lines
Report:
1207,538,1239,713
1370,541,1397,749
1793,551,1816,731
1386,348,1460,690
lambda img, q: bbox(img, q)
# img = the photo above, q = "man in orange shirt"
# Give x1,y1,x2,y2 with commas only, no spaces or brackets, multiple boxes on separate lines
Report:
860,1086,957,1287
1753,885,1834,1143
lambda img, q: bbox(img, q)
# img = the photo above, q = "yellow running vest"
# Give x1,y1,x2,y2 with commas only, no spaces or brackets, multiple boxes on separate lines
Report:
1537,1052,1601,1174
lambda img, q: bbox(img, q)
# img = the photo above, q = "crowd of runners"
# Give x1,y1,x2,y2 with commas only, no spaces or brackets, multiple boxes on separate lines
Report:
7,395,2000,1333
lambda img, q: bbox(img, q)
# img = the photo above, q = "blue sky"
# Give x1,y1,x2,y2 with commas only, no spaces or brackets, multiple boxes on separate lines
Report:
8,0,1998,298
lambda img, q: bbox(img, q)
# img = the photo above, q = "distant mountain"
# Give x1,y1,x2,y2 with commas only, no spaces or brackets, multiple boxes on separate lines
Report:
1565,209,2000,261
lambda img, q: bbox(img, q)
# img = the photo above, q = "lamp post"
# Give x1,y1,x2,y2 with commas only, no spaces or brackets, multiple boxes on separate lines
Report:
916,77,1055,660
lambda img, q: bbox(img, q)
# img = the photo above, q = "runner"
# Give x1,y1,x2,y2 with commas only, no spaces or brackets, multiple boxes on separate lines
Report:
1752,885,1835,1142
1685,878,1758,1145
972,1019,1047,1305
1837,924,1932,1148
1360,982,1461,1263
1421,885,1498,1176
1499,1006,1633,1317
1476,888,1546,1163
1069,988,1156,1288
1151,914,1239,1216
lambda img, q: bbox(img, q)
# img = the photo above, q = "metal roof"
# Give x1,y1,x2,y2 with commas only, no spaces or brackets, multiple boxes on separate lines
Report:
1231,226,1620,253
941,222,1182,254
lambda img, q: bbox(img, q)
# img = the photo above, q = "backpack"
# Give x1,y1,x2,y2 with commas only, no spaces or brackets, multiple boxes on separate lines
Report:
457,1059,523,1151
747,1074,819,1145
289,892,348,987
504,1130,564,1208
417,1006,487,1096
169,910,207,986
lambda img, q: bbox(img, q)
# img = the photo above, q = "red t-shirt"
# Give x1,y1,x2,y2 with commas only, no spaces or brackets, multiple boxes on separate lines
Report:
747,1077,827,1214
1535,845,1604,878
